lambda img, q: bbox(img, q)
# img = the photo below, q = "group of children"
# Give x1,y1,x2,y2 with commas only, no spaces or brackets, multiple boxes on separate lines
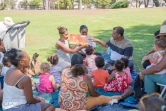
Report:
0,38,166,95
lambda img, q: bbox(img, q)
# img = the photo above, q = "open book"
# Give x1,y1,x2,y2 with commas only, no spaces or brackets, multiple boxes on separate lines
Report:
69,34,89,45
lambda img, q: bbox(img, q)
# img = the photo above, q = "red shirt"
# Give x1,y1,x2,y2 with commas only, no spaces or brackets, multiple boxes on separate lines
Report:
90,69,110,88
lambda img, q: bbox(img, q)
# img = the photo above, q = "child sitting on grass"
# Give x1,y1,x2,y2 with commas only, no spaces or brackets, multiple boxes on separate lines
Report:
104,60,130,92
37,62,60,93
120,58,133,84
90,56,110,88
85,46,97,74
48,54,62,84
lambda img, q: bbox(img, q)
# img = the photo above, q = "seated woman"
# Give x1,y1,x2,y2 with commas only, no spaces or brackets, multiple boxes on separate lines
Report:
2,48,55,111
140,20,166,94
59,53,121,111
78,25,97,57
56,26,87,70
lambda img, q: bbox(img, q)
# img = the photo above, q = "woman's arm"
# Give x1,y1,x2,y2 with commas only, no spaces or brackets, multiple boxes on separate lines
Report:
141,54,166,75
84,75,100,97
70,44,77,49
56,41,87,54
49,75,60,91
22,76,42,103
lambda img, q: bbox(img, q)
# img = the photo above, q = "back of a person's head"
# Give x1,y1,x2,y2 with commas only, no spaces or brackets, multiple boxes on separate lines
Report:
80,25,88,32
47,54,59,65
2,54,11,67
71,64,86,77
40,62,50,73
115,60,124,71
155,38,166,49
71,53,83,66
57,26,67,34
139,93,166,111
7,48,23,67
95,56,105,68
113,26,124,36
85,46,94,55
120,58,128,68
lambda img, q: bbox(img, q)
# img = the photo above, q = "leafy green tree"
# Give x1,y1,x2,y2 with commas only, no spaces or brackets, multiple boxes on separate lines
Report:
19,0,28,10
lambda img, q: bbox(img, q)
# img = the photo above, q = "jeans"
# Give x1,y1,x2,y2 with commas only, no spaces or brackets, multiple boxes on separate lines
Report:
144,74,166,93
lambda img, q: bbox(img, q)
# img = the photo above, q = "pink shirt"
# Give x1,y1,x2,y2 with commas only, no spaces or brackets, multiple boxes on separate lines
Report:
37,73,54,93
124,67,133,84
85,54,97,74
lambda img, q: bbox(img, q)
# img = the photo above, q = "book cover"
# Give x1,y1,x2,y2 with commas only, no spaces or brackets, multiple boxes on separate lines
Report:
69,34,89,45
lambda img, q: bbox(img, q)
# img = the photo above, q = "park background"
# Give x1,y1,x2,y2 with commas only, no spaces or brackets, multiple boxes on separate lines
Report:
0,7,166,70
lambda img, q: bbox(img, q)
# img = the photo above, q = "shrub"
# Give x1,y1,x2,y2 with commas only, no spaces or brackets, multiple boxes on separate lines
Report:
111,1,128,9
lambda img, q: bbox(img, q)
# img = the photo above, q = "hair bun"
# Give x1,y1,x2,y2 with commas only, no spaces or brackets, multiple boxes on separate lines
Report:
57,26,62,30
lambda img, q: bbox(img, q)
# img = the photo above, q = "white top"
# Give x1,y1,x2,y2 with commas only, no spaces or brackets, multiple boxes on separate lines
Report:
57,40,71,69
2,75,27,110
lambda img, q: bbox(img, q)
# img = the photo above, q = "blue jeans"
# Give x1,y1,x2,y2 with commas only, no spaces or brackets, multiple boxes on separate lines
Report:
144,74,166,93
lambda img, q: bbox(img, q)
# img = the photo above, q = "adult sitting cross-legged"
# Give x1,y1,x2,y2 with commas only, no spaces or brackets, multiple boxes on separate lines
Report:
58,53,133,111
90,26,134,74
140,20,166,94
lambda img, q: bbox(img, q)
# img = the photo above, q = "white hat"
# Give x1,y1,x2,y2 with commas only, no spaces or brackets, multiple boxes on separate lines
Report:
3,17,14,26
159,20,166,36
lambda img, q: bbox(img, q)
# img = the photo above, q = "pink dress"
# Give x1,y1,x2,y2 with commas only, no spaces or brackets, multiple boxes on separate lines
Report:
104,71,130,92
37,73,54,93
124,67,133,84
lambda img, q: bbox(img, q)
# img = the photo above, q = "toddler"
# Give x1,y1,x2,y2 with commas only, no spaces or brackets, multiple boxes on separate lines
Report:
104,60,130,92
90,56,110,88
85,46,97,74
121,58,133,84
48,54,62,84
142,39,166,74
37,62,60,93
1,54,12,76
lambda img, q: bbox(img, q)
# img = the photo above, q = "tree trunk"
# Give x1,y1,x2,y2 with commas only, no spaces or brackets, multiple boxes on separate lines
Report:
144,0,150,7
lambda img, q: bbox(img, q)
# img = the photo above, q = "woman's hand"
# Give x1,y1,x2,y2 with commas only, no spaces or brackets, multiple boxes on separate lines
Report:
35,96,45,102
80,44,89,48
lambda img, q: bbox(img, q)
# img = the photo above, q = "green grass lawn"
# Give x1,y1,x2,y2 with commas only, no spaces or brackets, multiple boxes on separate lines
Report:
0,8,166,70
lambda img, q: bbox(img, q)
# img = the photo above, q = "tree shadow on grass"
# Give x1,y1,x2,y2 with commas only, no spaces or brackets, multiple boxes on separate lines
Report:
94,24,160,69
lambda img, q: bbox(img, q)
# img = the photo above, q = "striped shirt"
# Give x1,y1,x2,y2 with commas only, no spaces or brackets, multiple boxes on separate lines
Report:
106,37,133,61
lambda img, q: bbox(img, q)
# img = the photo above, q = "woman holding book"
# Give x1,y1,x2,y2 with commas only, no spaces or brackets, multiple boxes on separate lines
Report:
55,26,88,70
78,25,97,57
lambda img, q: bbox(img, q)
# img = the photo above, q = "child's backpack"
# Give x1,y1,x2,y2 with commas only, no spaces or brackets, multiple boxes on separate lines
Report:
134,75,146,100
30,53,41,76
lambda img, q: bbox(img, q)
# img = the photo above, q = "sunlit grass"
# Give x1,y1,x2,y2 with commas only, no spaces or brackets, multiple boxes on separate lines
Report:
0,8,166,70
